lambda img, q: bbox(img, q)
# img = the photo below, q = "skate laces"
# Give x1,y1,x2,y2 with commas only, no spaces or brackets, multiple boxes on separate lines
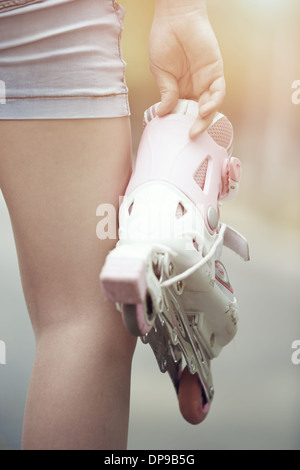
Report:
160,224,227,288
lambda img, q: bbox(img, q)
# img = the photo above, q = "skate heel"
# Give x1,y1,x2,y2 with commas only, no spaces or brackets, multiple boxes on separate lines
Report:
100,257,147,304
100,244,163,336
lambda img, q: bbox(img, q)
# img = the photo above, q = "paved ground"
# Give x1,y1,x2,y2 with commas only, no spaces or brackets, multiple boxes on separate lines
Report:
0,194,299,450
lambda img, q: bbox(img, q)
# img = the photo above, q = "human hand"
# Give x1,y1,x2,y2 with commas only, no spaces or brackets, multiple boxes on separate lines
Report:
149,1,225,138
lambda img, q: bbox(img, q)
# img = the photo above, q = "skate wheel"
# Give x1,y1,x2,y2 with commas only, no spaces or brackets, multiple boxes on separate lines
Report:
178,367,210,425
122,292,156,336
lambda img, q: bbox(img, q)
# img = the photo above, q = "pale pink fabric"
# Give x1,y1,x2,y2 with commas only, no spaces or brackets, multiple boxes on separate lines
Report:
0,0,130,119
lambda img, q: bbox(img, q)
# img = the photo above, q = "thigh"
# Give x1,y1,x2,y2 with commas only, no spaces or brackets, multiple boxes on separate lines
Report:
0,118,132,337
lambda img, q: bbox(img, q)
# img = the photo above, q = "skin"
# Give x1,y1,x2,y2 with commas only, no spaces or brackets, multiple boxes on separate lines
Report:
150,0,226,139
0,118,136,449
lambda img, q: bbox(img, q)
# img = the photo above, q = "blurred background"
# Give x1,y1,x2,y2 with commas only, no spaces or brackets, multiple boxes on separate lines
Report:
0,0,299,450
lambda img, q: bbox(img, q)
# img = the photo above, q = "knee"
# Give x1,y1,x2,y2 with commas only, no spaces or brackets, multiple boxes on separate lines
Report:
33,314,137,376
29,296,137,366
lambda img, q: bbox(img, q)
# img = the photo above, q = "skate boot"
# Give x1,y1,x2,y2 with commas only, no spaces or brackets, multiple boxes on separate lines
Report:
100,99,249,413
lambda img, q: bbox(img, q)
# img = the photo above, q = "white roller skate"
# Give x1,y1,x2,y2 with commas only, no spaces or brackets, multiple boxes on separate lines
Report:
100,99,249,412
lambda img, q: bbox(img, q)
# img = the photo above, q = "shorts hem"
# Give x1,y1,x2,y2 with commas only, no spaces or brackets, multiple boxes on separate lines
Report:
0,93,131,119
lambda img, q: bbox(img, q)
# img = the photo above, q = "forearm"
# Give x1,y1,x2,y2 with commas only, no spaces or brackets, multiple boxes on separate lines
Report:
154,0,207,16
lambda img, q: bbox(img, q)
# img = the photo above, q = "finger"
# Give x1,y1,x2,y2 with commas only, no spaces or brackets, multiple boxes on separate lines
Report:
152,71,179,117
189,111,215,139
198,99,218,119
189,76,226,138
200,76,226,115
198,76,225,116
211,75,226,106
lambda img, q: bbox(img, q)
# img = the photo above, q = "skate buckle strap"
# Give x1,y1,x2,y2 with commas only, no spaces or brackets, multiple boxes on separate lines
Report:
223,225,250,262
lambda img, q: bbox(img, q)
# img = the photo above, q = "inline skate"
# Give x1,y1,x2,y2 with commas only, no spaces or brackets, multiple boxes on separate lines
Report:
100,99,249,415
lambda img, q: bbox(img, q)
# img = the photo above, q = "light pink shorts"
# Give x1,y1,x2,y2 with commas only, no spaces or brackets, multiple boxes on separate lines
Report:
0,0,130,119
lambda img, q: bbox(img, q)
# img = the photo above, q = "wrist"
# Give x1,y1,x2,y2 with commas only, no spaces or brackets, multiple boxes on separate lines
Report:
154,0,207,17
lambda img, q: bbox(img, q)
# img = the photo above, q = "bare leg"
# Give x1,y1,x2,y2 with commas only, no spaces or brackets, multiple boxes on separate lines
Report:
0,118,136,450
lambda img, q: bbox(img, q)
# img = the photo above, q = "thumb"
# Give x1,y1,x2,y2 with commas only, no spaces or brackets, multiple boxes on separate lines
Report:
154,72,179,117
